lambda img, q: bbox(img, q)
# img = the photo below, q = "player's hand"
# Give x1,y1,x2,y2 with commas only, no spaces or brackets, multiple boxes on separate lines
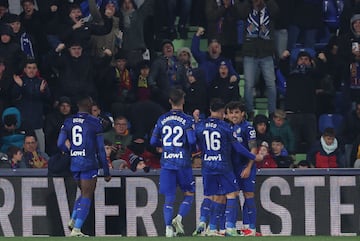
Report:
240,167,251,179
104,176,111,182
255,154,263,162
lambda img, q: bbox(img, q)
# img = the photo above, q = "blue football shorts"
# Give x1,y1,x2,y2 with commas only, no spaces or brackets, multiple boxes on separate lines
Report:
72,169,98,181
159,168,195,195
236,164,256,192
202,172,238,196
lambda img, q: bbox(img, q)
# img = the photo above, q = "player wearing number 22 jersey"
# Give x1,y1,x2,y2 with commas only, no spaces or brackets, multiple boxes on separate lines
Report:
150,88,196,237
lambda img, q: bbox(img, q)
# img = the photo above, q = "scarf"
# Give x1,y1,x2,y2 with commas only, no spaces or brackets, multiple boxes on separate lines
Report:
115,68,132,95
20,32,35,59
320,136,338,154
246,7,271,40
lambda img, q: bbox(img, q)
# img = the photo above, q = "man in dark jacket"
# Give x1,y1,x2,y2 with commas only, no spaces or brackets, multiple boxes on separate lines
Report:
44,96,72,156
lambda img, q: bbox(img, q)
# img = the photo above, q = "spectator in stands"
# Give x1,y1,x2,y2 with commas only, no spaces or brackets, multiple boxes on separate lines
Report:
209,61,240,104
22,133,49,168
351,134,360,167
120,137,160,171
167,0,192,39
119,0,154,68
269,109,296,154
0,107,25,153
273,0,293,60
286,0,323,50
255,141,277,168
253,114,272,147
0,57,13,114
90,101,113,133
52,41,112,102
12,59,50,153
0,0,9,21
271,136,294,168
89,0,124,61
191,27,238,85
7,145,25,169
103,116,133,159
316,36,340,115
237,0,279,119
279,50,323,153
307,127,342,168
338,14,360,109
134,60,151,101
44,96,72,156
296,160,312,168
148,39,187,109
58,3,113,52
339,101,360,166
4,13,37,60
205,0,240,63
339,0,360,35
0,24,26,75
19,0,49,58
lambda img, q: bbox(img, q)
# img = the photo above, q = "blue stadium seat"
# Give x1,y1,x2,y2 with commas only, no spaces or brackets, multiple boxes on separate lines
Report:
318,113,344,135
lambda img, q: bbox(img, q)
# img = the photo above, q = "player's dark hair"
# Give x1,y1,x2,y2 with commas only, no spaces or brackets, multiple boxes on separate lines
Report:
76,96,93,111
169,88,185,105
225,101,246,112
210,98,225,112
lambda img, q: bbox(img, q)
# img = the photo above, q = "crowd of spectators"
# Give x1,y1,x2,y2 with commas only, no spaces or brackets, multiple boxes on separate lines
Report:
0,0,359,171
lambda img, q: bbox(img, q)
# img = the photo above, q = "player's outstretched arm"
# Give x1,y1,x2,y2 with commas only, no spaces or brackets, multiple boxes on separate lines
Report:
232,141,256,161
96,134,111,182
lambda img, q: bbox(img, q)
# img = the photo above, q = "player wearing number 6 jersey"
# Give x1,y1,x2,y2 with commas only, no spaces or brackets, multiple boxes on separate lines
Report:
150,88,196,237
57,96,111,237
194,99,262,236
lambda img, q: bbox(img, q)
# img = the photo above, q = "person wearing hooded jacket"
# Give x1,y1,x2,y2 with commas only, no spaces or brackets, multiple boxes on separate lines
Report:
0,107,25,153
338,13,360,106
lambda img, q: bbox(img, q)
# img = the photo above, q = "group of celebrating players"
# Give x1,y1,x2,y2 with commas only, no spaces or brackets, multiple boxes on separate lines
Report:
57,88,263,237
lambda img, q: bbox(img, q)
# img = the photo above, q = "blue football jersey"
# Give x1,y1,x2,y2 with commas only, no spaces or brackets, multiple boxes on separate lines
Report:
231,120,257,170
195,117,235,174
58,112,108,173
150,110,195,170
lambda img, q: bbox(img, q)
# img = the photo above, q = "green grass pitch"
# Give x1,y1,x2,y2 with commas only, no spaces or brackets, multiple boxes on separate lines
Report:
1,236,359,241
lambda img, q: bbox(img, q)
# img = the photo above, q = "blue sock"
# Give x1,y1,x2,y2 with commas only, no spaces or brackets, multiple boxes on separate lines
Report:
245,198,257,230
163,195,175,226
218,203,226,230
242,199,249,227
200,198,212,223
178,195,194,217
225,198,238,229
209,201,222,230
71,196,82,220
74,197,91,229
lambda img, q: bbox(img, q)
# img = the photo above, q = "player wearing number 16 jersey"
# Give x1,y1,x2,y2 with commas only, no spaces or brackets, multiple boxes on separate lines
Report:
57,96,111,237
194,99,262,236
150,88,196,237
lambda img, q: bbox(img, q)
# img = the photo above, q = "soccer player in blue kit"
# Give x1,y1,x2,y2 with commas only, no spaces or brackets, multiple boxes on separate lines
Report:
195,99,262,236
57,96,111,237
226,101,258,236
150,88,196,237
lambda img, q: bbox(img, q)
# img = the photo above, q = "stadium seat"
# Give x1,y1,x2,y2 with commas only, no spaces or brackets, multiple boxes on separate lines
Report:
295,153,307,165
318,113,344,134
